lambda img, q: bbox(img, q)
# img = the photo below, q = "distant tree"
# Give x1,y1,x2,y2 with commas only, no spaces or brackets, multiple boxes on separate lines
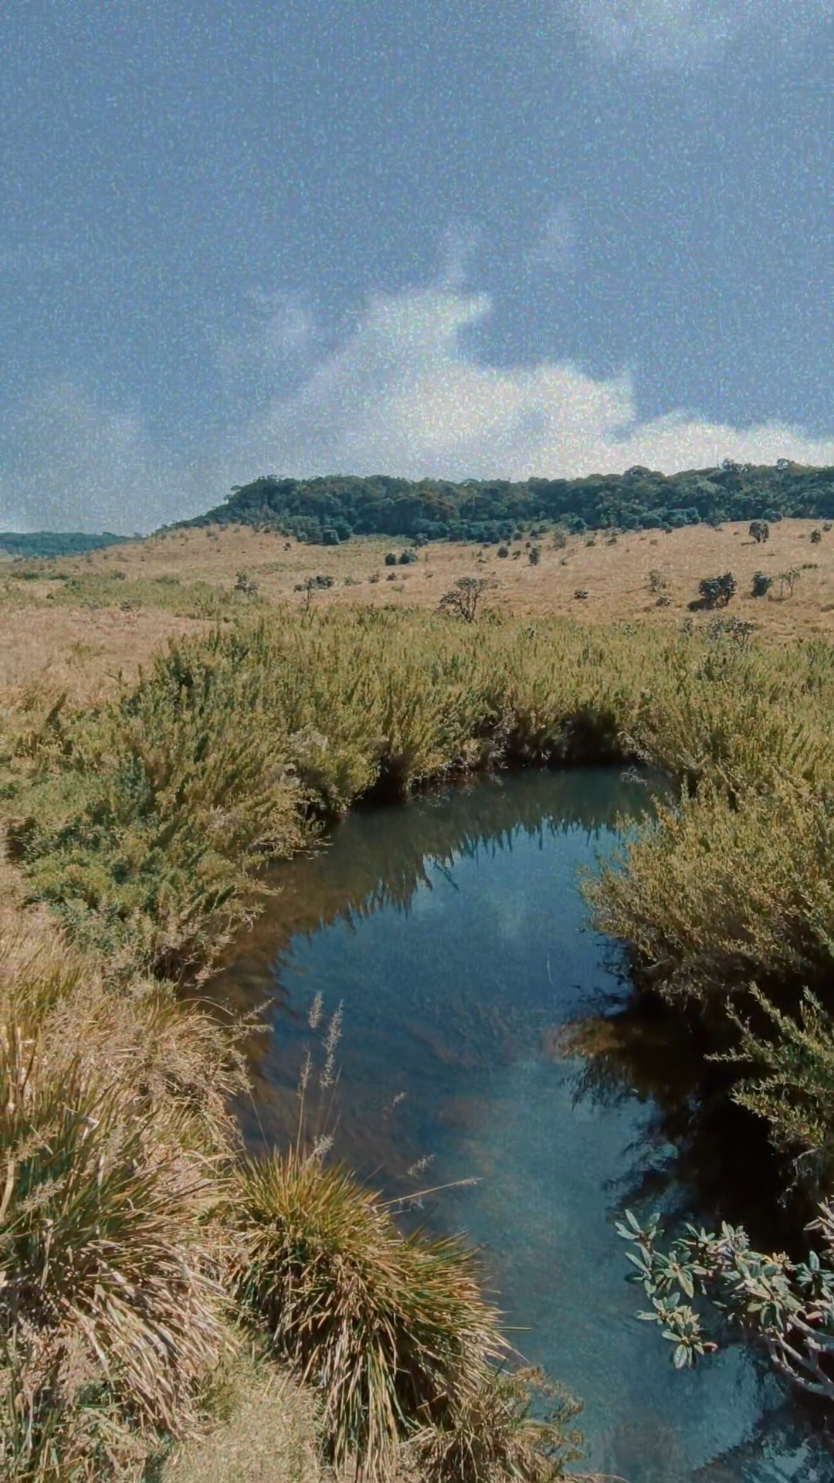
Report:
398,549,418,565
810,529,823,544
696,573,736,610
778,568,801,598
438,576,495,622
528,545,542,566
749,521,770,544
751,572,773,597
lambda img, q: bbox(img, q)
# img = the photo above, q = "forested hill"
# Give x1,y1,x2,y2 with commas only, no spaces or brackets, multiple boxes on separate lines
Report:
0,531,128,559
176,461,834,546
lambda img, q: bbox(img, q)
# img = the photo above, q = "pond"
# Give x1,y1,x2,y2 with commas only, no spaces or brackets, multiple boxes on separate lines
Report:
207,768,833,1481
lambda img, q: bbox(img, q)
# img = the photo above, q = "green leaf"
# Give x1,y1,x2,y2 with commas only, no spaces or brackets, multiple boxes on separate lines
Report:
679,1268,695,1299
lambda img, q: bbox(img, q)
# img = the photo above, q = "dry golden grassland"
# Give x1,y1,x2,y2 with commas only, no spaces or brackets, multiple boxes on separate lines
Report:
4,517,834,1475
2,517,832,706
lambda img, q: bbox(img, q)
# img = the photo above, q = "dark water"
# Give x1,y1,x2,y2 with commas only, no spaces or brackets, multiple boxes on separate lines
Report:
208,769,834,1482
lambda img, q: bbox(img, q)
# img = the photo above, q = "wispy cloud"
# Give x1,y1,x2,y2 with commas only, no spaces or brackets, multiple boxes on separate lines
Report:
566,0,833,68
526,205,578,274
0,380,190,533
2,284,833,533
233,286,834,483
204,288,319,401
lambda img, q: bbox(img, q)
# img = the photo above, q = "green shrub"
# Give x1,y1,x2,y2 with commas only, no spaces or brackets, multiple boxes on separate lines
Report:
617,1202,834,1402
695,573,736,609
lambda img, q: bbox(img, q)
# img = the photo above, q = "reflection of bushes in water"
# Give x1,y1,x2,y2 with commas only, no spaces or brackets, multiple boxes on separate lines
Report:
557,995,798,1251
203,769,659,1092
255,770,659,946
15,605,834,991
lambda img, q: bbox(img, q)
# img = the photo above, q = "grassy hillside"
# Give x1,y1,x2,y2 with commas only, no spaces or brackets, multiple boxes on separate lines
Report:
175,461,834,546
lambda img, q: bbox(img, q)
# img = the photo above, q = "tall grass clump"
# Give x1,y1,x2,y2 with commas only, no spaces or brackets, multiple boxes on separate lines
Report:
404,1366,583,1483
587,777,834,1006
0,917,249,1478
232,1145,507,1478
0,1024,227,1477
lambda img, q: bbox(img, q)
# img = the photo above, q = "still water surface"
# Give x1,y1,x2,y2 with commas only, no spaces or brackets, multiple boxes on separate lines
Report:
209,769,833,1482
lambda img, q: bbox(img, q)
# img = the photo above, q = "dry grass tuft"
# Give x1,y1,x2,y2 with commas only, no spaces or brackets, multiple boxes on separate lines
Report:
232,1146,506,1479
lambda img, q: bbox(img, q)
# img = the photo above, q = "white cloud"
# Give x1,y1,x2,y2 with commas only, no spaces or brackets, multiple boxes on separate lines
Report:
2,285,833,533
566,0,833,68
235,285,834,483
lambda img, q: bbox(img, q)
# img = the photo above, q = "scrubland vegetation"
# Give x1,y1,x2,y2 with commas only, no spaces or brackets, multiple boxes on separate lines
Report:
6,517,834,1470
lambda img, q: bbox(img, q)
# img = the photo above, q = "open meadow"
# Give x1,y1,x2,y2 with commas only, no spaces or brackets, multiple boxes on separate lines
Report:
5,520,834,1476
2,518,833,704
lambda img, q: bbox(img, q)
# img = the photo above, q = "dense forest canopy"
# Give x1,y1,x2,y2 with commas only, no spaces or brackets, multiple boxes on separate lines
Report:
0,531,128,558
175,461,834,546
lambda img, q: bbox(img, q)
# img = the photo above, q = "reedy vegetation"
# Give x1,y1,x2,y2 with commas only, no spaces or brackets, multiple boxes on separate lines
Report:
7,602,834,1465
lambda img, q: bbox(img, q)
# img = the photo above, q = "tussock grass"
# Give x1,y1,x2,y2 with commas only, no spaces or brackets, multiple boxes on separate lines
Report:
232,1147,507,1479
404,1366,583,1483
0,975,235,1474
586,777,834,1004
0,916,249,1477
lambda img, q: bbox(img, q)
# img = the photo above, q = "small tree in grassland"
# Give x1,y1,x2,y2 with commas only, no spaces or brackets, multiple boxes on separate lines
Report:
235,570,258,597
438,576,496,623
778,568,801,598
696,573,736,609
749,521,770,544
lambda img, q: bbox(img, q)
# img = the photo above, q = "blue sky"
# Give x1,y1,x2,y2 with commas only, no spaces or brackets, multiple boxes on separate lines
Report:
1,0,832,532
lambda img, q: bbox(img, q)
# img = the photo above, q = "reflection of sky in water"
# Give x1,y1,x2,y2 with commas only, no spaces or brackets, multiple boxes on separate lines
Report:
221,773,833,1482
